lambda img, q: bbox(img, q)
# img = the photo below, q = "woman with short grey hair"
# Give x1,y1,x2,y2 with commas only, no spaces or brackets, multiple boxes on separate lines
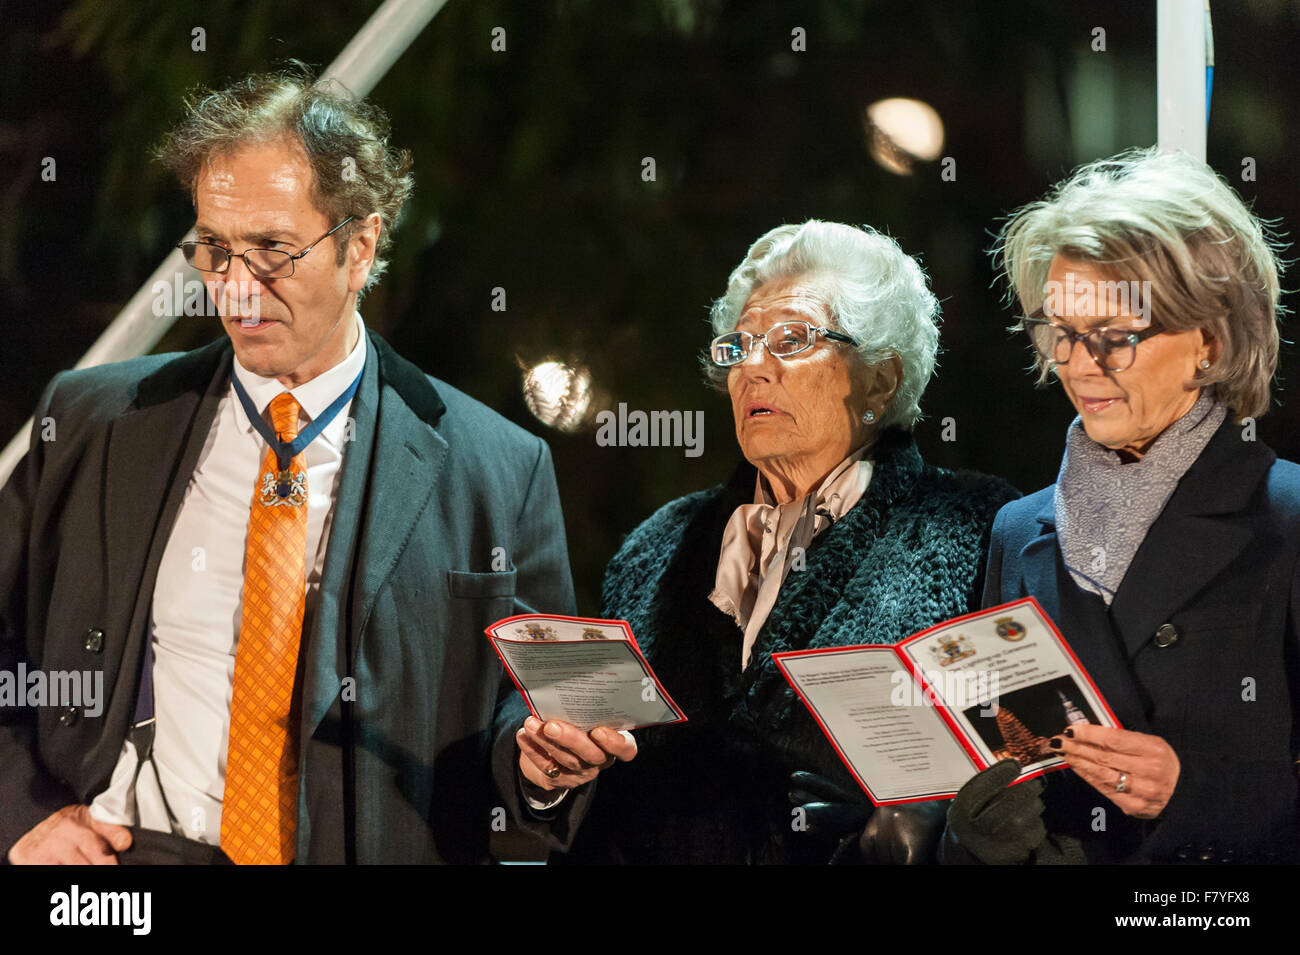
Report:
553,220,1018,865
948,148,1300,865
999,147,1280,419
705,221,940,431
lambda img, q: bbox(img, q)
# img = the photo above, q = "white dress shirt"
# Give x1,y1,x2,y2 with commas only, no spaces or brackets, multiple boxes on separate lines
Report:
90,312,368,844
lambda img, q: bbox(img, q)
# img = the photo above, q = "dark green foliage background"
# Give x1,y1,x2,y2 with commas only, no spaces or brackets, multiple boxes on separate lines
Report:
2,0,1297,612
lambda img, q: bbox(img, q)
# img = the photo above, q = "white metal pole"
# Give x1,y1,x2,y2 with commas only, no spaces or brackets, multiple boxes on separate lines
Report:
0,0,448,485
1156,0,1208,160
321,0,449,96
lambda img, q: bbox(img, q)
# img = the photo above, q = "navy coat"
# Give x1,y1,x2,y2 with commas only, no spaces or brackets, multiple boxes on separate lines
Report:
985,417,1300,863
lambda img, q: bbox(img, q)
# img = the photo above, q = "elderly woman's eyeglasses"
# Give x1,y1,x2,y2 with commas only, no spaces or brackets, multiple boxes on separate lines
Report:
1023,316,1163,372
177,216,356,279
710,321,859,368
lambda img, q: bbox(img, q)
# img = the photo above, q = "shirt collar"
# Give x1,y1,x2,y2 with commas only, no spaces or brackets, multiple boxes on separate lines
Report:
231,311,368,448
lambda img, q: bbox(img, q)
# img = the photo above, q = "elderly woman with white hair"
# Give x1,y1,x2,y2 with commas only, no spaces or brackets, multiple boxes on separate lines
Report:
944,148,1300,865
541,221,1017,864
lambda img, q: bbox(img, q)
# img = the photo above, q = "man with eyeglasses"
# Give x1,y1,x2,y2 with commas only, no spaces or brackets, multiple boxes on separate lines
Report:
0,66,625,865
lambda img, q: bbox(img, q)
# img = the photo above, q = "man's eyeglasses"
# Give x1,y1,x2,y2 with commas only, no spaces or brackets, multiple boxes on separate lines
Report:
710,321,859,367
178,216,356,279
1023,315,1163,372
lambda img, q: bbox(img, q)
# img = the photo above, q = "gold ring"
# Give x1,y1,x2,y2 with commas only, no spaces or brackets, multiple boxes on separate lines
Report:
544,765,562,779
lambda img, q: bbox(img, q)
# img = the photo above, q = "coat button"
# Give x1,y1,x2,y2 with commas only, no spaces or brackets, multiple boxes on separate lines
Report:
58,707,79,727
84,628,104,653
1154,623,1179,647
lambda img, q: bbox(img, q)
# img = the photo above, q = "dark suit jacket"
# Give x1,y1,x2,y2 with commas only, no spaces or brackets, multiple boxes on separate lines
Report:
985,418,1300,863
0,330,591,863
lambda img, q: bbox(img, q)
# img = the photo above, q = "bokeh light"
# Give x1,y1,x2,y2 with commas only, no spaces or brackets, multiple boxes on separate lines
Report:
864,97,945,175
522,361,593,432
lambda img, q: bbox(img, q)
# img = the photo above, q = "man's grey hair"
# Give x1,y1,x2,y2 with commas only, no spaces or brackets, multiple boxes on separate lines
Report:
994,146,1287,421
705,220,941,431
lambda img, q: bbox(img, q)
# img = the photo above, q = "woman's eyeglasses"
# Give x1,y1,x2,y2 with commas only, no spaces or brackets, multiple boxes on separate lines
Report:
1023,316,1163,372
710,321,858,367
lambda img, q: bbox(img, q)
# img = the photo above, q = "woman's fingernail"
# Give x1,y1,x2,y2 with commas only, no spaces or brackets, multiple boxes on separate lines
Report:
1064,728,1075,739
1049,737,1063,750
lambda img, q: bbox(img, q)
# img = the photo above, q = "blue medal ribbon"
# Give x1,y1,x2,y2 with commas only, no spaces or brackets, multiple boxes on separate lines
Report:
231,365,364,477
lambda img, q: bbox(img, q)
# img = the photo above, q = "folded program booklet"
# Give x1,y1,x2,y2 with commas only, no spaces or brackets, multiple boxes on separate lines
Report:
772,598,1119,805
486,614,687,732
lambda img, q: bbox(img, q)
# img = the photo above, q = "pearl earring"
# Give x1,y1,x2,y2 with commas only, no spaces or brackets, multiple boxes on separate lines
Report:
1199,359,1211,370
862,409,876,423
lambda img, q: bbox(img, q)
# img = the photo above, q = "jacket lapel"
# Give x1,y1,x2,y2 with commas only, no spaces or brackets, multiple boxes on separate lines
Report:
299,336,378,742
348,334,448,649
1108,419,1272,658
106,339,231,687
301,331,448,738
1015,499,1151,731
1016,494,1064,619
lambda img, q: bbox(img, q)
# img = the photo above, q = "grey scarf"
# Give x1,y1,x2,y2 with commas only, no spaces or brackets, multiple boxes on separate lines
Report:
1055,391,1226,604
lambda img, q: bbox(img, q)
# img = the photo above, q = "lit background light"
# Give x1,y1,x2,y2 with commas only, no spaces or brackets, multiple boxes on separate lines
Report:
521,360,592,432
864,97,945,175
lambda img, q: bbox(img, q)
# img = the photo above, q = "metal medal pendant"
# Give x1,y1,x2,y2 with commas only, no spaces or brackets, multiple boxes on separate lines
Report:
259,465,306,507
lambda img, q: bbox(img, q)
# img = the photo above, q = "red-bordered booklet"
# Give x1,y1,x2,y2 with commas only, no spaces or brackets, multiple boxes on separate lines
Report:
772,597,1119,805
487,613,687,732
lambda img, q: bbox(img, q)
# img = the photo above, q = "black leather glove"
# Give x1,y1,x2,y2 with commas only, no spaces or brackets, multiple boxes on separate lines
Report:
857,800,947,864
941,758,1046,865
788,771,945,864
788,771,872,836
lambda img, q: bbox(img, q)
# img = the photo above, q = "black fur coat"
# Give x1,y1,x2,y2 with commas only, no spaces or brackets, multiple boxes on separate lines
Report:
555,429,1019,864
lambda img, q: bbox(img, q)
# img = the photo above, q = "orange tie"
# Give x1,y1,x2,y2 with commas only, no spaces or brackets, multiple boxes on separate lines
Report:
222,392,309,865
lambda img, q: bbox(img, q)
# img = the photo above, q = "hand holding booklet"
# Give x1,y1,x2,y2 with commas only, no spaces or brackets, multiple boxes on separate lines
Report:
486,614,686,732
772,598,1119,805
